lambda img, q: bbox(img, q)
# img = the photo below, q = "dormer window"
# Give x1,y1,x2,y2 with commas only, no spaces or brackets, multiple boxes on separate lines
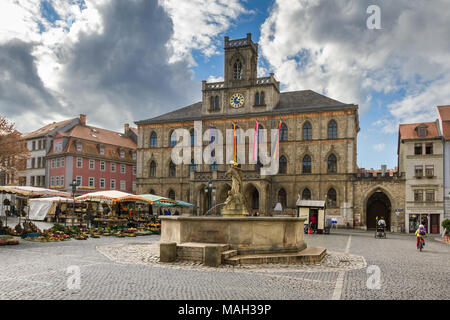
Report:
99,146,105,155
132,151,136,160
233,59,242,80
417,125,428,137
119,150,125,158
76,142,82,152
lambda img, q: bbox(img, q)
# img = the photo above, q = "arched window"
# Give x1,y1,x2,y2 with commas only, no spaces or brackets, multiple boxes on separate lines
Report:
279,155,287,174
255,92,259,105
328,120,337,139
233,59,242,80
169,130,177,147
278,188,287,208
169,161,176,177
252,189,259,209
327,154,337,173
280,123,288,142
302,122,312,140
214,96,220,110
302,188,311,200
260,91,265,105
168,189,175,200
190,128,195,146
150,131,157,147
149,161,156,177
327,188,337,207
189,159,196,172
149,189,156,195
302,155,312,174
210,96,214,110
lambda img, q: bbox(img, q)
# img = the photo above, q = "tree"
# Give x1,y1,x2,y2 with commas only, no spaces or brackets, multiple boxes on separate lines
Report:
0,116,28,185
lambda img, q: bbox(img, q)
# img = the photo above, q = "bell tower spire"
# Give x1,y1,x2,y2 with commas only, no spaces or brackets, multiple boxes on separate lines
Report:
224,33,258,87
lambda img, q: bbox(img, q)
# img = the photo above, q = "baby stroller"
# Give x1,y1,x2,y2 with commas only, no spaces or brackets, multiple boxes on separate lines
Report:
375,224,386,239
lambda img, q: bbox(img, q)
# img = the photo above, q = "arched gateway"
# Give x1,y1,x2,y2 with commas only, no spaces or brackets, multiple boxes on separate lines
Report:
366,190,391,230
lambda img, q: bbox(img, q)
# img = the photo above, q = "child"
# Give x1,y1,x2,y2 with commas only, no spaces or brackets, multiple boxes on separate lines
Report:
415,224,427,249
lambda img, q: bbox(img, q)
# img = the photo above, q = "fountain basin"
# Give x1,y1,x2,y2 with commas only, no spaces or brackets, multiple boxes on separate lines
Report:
160,216,307,255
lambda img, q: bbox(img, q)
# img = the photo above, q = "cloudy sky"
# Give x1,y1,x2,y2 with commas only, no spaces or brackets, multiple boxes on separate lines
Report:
0,0,449,169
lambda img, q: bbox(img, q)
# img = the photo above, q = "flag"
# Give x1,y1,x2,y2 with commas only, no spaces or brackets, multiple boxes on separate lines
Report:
252,120,258,162
233,123,237,163
272,120,282,160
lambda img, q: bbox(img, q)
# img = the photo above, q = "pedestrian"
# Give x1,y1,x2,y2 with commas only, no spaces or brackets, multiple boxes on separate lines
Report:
174,209,179,216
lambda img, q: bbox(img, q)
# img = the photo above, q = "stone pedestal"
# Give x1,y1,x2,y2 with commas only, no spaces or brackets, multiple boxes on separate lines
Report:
160,216,306,255
160,242,177,262
203,245,222,267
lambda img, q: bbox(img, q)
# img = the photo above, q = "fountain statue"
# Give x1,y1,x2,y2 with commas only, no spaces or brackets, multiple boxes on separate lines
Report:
221,161,250,217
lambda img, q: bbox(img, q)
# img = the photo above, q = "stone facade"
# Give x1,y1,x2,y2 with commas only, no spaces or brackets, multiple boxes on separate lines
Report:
135,34,406,230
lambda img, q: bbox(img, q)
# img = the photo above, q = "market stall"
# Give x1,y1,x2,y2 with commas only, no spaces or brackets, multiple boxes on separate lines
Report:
28,197,76,221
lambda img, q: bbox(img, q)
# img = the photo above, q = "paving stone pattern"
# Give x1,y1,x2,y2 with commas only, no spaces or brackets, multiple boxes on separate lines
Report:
0,230,448,300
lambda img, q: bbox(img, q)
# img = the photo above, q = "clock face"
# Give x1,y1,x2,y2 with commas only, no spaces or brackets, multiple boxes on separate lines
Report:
229,93,245,108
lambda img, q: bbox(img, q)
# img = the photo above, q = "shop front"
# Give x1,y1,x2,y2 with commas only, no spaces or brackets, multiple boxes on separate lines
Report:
407,211,443,234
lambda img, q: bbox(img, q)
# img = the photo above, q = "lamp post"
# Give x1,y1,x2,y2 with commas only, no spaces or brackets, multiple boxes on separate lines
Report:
70,179,79,227
204,180,216,214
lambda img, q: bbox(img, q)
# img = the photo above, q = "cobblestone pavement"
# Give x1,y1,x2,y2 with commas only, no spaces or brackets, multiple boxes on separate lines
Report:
0,230,448,300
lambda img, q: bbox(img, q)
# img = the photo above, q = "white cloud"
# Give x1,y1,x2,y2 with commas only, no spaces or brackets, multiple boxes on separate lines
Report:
373,143,386,152
259,0,450,129
159,0,250,65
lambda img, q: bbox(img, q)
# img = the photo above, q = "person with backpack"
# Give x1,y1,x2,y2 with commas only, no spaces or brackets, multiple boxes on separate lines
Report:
415,224,428,249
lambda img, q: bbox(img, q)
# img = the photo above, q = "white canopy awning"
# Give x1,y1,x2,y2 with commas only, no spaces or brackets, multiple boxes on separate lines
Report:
296,200,325,208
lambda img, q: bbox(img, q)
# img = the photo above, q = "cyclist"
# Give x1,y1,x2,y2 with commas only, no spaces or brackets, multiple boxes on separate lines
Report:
415,224,427,249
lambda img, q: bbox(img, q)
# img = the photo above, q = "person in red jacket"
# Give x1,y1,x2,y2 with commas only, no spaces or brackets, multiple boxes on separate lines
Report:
310,214,318,233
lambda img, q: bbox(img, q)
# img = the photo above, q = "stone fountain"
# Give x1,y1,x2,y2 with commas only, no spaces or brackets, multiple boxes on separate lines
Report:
159,162,326,266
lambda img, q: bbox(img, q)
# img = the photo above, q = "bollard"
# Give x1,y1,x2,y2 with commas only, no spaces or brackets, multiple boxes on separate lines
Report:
203,245,222,267
160,242,177,262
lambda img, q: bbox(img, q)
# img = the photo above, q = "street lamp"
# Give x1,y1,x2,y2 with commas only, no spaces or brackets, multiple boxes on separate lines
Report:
204,180,216,214
69,179,79,227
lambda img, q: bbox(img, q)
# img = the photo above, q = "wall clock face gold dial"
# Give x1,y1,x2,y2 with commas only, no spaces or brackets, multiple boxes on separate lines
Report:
229,93,245,108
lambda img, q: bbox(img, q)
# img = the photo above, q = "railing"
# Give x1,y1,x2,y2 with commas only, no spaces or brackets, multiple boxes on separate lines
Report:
228,39,249,47
256,77,271,85
205,82,224,90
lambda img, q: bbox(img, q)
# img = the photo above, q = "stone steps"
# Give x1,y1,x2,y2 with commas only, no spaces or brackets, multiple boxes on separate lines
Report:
176,242,229,261
221,249,238,260
223,247,327,265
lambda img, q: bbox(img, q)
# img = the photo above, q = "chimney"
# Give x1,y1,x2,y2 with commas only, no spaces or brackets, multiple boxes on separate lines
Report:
124,123,130,134
80,114,86,126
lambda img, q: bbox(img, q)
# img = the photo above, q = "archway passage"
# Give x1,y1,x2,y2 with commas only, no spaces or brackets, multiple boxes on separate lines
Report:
366,191,391,230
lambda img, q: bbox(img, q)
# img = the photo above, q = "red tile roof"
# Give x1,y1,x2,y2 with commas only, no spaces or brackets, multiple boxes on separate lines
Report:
398,122,439,140
21,118,77,140
65,124,137,149
437,105,450,121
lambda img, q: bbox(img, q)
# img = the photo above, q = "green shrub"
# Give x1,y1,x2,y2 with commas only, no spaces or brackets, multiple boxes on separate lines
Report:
442,219,450,234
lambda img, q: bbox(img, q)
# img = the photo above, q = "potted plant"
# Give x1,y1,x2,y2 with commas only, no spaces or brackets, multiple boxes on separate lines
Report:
442,219,450,243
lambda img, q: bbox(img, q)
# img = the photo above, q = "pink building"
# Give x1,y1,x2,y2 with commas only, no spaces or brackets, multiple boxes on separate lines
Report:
46,115,137,195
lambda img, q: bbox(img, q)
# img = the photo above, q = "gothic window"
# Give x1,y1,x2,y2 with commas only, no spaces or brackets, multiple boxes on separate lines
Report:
302,188,311,200
328,120,338,139
302,155,312,174
168,189,175,200
255,92,259,105
169,130,177,147
278,188,287,208
189,159,196,172
327,154,337,173
169,161,176,177
280,123,288,142
210,96,214,110
303,122,312,140
149,161,156,177
215,96,220,110
190,129,195,146
252,189,259,209
233,59,242,80
279,155,287,174
260,91,265,105
150,131,157,147
327,188,337,207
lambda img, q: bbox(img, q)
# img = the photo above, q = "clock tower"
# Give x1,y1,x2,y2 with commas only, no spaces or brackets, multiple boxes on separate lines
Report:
201,33,280,115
